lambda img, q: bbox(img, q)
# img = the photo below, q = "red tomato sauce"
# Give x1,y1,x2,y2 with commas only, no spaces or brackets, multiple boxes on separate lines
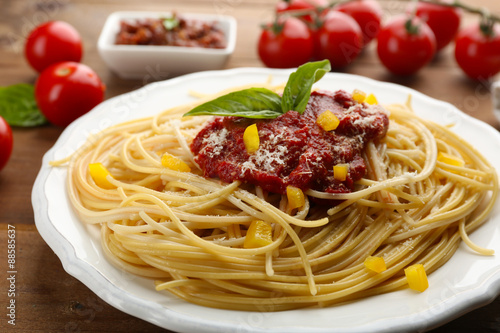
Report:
115,15,226,49
190,90,389,196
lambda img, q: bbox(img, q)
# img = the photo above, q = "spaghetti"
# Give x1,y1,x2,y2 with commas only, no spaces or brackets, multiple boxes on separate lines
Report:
51,82,498,311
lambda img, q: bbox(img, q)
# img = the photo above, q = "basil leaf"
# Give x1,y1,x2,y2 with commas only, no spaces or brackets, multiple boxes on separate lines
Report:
184,87,283,119
162,16,180,30
281,60,331,114
0,84,47,127
183,60,332,120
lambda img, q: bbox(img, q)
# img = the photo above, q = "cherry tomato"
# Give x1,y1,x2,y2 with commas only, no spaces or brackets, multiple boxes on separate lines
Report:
258,17,314,68
25,21,83,73
455,22,500,80
276,0,329,24
377,15,436,76
314,11,363,69
414,0,461,51
35,62,105,127
0,116,13,172
335,0,383,46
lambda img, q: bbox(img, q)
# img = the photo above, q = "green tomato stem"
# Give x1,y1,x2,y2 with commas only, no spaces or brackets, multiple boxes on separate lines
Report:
275,0,500,27
388,0,500,24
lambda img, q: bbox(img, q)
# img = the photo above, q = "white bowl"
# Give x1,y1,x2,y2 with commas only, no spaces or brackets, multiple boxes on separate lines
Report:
97,11,237,79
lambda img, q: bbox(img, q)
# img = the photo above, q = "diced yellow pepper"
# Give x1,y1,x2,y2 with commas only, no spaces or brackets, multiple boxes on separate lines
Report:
365,93,378,105
352,89,367,103
404,264,429,292
243,220,273,248
316,110,340,131
333,163,349,181
286,185,305,210
89,163,115,189
161,153,191,172
437,152,465,167
364,256,387,273
243,123,260,154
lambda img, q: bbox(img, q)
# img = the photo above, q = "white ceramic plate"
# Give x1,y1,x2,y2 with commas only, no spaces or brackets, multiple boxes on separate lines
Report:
32,68,500,333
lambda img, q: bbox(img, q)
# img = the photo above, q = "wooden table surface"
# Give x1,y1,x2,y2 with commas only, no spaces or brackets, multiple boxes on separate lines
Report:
1,0,500,332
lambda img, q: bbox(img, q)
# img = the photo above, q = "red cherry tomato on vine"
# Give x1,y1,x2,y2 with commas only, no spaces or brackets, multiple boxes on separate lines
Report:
25,21,83,73
314,11,363,69
0,116,13,172
455,22,500,80
414,0,461,51
258,17,314,68
276,0,329,23
377,15,436,76
335,0,383,46
35,62,105,127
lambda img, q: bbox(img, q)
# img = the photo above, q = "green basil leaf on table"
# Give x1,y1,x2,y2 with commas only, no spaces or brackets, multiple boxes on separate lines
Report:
184,87,283,119
0,83,47,127
281,59,331,114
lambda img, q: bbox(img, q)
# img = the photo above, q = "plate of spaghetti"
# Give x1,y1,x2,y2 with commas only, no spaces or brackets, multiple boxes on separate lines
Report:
33,61,500,333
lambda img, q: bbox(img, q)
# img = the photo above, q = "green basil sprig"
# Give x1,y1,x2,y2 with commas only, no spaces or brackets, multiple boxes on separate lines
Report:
162,16,180,30
183,88,283,119
0,84,47,127
183,60,331,119
281,60,330,114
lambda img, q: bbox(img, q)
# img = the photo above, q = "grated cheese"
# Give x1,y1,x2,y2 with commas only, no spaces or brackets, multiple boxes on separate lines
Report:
240,130,289,175
200,128,228,157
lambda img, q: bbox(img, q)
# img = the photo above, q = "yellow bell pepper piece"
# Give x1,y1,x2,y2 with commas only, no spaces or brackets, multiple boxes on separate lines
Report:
89,163,115,189
352,89,367,103
243,123,260,154
437,152,465,168
243,220,273,248
286,185,305,210
333,163,349,181
161,153,191,172
364,256,387,273
316,110,340,131
365,93,378,105
404,264,429,292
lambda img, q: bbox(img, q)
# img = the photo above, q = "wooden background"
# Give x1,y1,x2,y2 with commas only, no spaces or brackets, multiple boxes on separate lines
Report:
1,0,500,332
